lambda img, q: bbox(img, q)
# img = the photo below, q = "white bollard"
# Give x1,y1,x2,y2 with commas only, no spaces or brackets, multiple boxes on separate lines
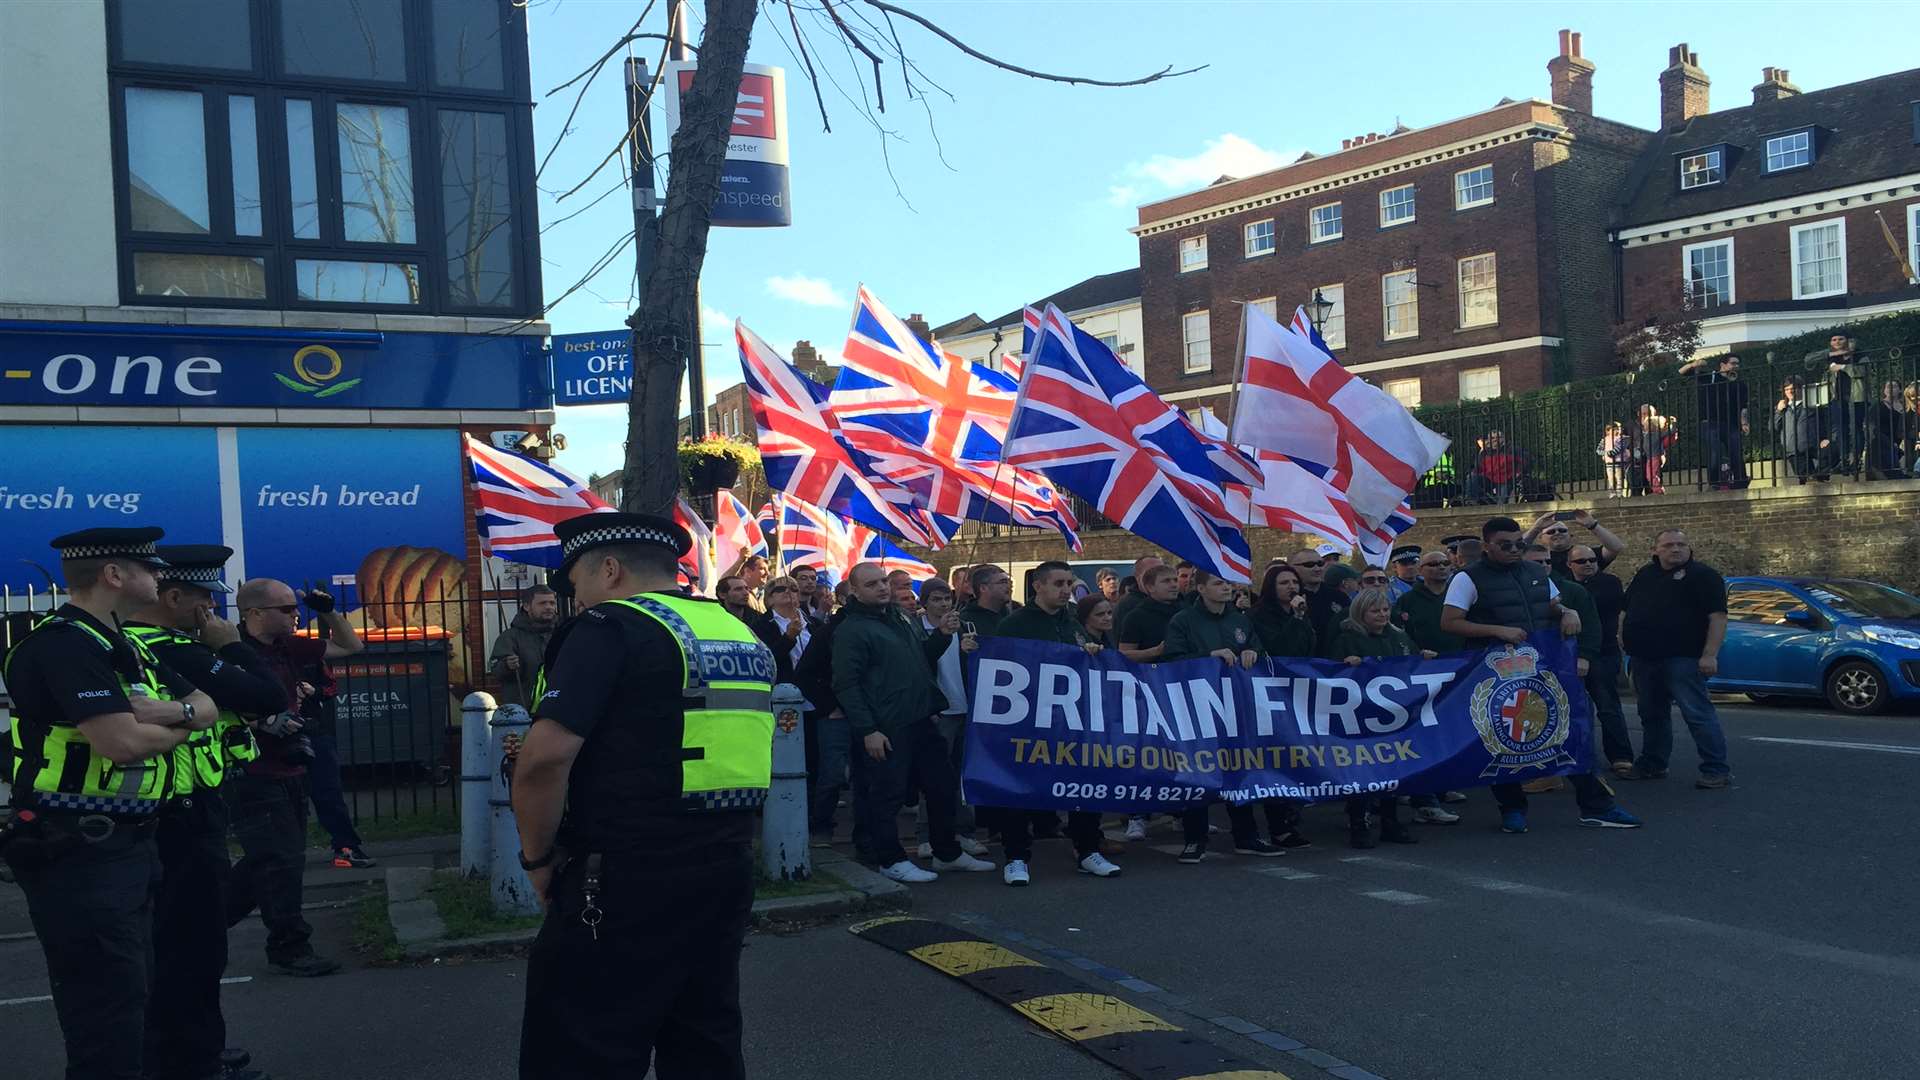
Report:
488,703,541,916
760,683,811,882
459,692,496,877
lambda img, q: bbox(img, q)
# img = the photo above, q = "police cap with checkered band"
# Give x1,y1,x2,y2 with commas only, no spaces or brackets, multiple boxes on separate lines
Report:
154,544,236,594
552,511,691,596
49,526,169,568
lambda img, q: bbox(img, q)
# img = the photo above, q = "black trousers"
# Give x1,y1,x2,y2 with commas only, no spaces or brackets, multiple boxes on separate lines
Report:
854,718,959,866
520,850,753,1079
224,773,314,963
3,815,160,1080
1001,808,1101,861
146,794,233,1080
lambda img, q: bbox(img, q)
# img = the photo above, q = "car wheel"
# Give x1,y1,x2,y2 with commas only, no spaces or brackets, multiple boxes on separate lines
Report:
1824,661,1888,715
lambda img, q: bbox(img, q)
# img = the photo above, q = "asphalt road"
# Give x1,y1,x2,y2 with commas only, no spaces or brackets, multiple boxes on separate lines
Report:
4,698,1916,1079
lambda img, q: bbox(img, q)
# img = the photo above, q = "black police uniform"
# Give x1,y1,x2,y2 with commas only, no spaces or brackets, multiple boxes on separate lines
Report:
1,528,192,1080
518,513,768,1080
129,545,286,1080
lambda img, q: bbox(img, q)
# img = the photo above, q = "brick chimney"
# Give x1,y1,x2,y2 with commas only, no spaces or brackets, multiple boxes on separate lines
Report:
904,313,931,341
1658,44,1709,131
1752,66,1801,105
791,339,821,380
1547,29,1595,113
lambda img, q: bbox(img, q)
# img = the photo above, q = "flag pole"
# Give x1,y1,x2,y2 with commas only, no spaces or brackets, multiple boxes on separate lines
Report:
1225,300,1252,443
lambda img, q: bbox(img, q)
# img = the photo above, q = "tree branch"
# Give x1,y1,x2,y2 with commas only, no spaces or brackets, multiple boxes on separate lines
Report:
820,0,884,112
863,0,1206,86
782,0,831,133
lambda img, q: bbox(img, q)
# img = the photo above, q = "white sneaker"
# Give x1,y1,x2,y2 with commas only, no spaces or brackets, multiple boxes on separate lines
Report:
1413,805,1461,825
1077,852,1123,878
932,852,997,873
1002,859,1030,887
1124,818,1148,842
955,835,990,856
880,860,938,884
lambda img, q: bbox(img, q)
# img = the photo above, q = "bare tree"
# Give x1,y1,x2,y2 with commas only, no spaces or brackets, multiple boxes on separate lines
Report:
539,0,1200,515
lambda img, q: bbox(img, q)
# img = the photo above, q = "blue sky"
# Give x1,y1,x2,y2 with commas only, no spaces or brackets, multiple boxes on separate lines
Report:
537,0,1917,474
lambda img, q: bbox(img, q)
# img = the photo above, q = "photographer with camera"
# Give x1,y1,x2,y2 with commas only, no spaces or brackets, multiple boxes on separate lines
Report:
226,578,360,977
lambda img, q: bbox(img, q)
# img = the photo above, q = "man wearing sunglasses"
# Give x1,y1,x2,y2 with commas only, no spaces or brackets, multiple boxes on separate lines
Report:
1565,544,1632,775
1440,517,1642,835
1521,509,1627,577
228,578,361,977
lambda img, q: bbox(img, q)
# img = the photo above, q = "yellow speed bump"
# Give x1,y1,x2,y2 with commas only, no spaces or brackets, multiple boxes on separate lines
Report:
1011,992,1183,1042
908,940,1044,977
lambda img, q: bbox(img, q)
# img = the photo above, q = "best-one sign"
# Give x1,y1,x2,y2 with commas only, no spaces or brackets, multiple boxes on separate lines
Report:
549,330,632,405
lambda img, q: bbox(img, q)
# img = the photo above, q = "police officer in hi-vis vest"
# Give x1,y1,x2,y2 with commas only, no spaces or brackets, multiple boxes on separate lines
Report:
124,545,284,1080
513,512,775,1080
1,528,217,1080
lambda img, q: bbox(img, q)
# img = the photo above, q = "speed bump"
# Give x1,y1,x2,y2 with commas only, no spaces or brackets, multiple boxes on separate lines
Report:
851,916,1291,1080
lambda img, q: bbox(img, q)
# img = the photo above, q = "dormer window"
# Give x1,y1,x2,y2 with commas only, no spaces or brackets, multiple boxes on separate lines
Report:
1679,148,1723,190
1765,130,1813,172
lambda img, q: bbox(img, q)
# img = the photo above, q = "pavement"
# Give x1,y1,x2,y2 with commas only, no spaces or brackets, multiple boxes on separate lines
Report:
4,698,1919,1078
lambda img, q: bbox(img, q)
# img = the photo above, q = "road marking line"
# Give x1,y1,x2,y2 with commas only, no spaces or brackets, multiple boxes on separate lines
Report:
1,975,249,1007
1340,854,1425,870
1747,736,1920,756
1358,889,1432,905
1465,877,1566,898
1247,866,1323,881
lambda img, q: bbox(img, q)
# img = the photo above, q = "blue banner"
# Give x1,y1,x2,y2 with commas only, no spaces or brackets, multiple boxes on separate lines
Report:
963,633,1592,811
0,321,548,410
550,330,632,405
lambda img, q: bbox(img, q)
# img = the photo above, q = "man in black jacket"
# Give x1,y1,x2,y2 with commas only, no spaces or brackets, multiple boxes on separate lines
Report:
1620,530,1733,789
1440,517,1643,836
789,576,852,850
1567,544,1632,775
832,563,994,884
988,561,1124,885
125,545,285,1080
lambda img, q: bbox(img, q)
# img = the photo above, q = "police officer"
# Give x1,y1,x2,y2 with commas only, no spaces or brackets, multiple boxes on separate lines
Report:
124,546,284,1080
1,528,217,1080
513,512,775,1079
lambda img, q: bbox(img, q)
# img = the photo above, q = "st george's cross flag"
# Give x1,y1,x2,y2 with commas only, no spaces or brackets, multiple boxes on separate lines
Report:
1231,304,1448,526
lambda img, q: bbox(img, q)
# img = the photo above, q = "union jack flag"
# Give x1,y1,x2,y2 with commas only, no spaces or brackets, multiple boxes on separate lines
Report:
772,495,934,584
1003,305,1253,582
831,288,1080,549
1357,500,1418,568
464,435,612,567
737,320,944,547
673,494,715,594
712,489,767,575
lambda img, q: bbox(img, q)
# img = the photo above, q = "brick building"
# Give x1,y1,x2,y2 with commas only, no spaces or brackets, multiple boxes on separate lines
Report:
1612,52,1920,352
935,268,1144,377
708,380,752,440
1134,31,1648,410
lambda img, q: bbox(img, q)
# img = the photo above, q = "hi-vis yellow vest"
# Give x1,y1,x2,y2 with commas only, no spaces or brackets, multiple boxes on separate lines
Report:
537,592,774,811
3,614,175,814
123,625,261,794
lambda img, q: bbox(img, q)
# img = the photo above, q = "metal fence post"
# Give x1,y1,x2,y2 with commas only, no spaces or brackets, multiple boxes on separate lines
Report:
761,682,810,882
488,703,541,916
459,691,496,877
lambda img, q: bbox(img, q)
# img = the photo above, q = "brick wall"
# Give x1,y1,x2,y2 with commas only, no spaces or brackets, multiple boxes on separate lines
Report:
918,480,1920,592
1543,118,1649,378
1620,197,1920,331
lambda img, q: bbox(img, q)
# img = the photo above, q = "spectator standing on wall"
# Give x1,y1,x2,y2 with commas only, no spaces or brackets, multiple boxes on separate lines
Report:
1869,379,1907,480
1774,375,1829,484
1629,404,1677,496
1679,354,1750,491
1902,382,1920,478
1822,335,1871,479
1598,421,1630,498
1466,430,1533,505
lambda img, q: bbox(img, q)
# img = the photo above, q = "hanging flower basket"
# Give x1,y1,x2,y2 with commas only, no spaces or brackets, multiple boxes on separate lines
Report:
678,436,759,495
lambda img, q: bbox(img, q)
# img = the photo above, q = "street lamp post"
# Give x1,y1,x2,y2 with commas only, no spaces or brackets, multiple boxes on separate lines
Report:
1306,289,1337,333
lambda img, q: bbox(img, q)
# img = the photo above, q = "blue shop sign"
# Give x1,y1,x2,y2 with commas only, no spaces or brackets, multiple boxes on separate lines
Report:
550,329,632,405
0,320,550,410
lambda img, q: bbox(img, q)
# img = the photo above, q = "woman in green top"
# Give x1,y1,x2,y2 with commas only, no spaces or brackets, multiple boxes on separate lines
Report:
1251,563,1317,658
1322,588,1427,850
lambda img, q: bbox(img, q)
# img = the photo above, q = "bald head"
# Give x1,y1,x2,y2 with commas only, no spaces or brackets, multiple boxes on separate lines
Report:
237,577,298,643
848,561,890,606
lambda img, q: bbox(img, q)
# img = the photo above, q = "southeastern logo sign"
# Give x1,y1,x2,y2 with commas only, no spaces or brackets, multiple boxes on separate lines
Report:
273,344,362,398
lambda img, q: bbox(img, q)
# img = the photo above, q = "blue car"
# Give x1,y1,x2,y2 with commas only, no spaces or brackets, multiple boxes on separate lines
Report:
1712,576,1920,715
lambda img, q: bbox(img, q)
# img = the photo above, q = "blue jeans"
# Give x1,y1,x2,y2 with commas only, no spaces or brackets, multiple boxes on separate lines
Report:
306,733,361,850
1630,656,1730,776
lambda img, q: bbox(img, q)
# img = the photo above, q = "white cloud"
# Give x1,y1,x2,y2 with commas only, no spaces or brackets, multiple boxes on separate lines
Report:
701,303,731,330
765,274,848,309
1108,134,1295,206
